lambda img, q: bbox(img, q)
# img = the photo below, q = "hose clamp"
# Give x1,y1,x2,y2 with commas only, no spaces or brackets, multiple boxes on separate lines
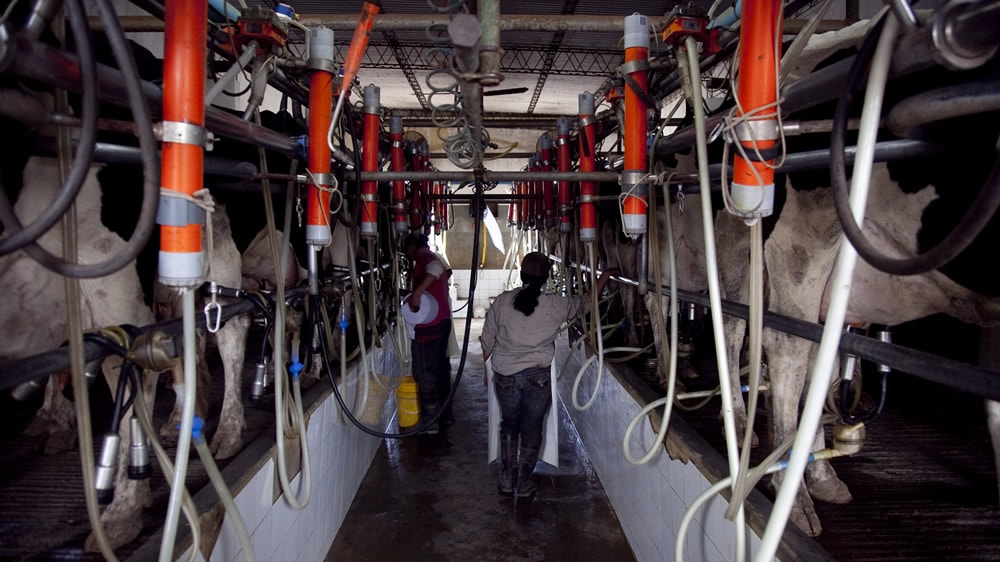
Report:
555,136,570,146
578,193,595,204
620,169,648,187
159,121,208,148
306,57,337,74
310,172,335,187
733,119,779,143
578,115,596,128
392,140,404,149
618,59,650,76
361,193,378,202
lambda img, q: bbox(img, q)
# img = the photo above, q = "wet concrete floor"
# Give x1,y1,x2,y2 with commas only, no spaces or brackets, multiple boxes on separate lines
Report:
325,318,636,562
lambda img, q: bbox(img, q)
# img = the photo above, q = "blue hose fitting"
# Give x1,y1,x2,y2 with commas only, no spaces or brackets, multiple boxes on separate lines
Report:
289,360,304,380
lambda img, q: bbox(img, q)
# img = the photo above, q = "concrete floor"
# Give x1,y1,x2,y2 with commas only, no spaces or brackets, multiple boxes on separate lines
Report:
325,318,636,562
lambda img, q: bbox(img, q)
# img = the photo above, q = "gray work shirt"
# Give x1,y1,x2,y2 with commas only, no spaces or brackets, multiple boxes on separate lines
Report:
481,288,589,375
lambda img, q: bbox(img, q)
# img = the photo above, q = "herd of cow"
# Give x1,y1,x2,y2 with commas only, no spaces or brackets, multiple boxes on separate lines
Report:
2,8,1000,557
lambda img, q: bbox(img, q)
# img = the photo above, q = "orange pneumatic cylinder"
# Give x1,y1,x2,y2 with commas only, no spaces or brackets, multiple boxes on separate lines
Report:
341,2,380,95
540,133,555,230
361,84,380,238
621,12,649,239
159,0,207,286
578,91,597,242
390,116,408,234
557,117,573,234
730,0,781,219
305,26,335,246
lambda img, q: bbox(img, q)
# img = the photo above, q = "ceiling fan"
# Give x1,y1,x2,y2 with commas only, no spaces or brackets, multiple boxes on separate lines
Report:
482,86,529,97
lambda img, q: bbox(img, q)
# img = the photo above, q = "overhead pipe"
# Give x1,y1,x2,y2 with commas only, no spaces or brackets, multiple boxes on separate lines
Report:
389,116,408,234
361,170,620,182
305,25,336,252
108,14,852,34
729,0,781,220
578,92,598,242
7,35,300,156
158,0,207,287
621,12,650,238
360,84,380,239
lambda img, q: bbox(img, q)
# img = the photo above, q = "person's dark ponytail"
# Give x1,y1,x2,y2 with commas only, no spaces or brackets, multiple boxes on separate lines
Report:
514,274,547,316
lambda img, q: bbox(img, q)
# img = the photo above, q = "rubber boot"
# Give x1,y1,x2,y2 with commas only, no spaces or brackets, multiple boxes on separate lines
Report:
418,404,439,435
515,447,539,497
497,434,516,494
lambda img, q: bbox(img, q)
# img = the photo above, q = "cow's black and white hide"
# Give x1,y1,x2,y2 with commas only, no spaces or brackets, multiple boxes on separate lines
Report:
0,156,158,550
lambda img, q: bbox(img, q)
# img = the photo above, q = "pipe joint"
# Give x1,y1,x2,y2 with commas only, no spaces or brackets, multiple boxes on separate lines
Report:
157,120,210,149
931,0,1000,70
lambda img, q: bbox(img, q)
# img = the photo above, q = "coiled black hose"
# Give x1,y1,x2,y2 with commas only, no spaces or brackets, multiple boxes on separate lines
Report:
830,14,1000,276
0,0,97,257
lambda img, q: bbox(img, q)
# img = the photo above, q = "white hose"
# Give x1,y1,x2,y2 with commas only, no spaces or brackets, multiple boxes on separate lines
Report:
683,34,747,559
205,41,257,106
133,385,201,561
754,14,899,561
571,242,607,410
622,171,679,465
346,233,374,418
193,430,255,562
159,288,198,562
326,90,349,154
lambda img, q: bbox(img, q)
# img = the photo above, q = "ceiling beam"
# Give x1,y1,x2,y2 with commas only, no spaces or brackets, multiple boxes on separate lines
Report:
526,0,580,114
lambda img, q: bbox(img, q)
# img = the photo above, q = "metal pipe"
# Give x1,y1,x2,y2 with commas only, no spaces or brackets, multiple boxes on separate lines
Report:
102,14,853,34
358,170,620,182
887,79,1000,139
8,34,301,156
478,0,502,86
551,257,1000,402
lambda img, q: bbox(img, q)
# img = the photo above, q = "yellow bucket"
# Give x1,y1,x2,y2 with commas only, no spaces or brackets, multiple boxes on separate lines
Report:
396,376,420,428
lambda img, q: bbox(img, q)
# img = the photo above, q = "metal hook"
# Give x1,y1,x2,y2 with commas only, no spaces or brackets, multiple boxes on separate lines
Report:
204,281,222,333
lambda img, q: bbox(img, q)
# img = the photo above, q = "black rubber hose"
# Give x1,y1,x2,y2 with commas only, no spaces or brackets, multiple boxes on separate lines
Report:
830,15,1000,276
108,359,132,433
0,0,160,278
337,101,363,228
0,0,97,256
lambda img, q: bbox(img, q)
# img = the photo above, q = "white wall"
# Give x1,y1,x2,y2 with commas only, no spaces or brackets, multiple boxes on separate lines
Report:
555,339,766,562
176,354,394,562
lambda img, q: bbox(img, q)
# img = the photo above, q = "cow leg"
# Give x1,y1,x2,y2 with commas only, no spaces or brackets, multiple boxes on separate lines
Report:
723,314,757,448
24,374,78,454
762,328,823,536
160,330,210,441
210,315,249,459
85,358,155,552
987,400,1000,505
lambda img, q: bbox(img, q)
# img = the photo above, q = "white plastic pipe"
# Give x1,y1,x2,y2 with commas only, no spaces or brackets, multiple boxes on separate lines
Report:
571,242,606,410
683,35,747,560
193,430,255,562
754,14,900,562
159,288,198,562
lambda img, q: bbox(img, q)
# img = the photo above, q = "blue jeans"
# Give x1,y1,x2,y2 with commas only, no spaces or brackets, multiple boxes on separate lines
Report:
412,320,452,419
494,365,551,450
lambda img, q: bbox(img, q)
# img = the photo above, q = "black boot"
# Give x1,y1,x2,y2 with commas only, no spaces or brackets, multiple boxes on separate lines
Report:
498,434,516,494
418,404,439,435
516,447,539,497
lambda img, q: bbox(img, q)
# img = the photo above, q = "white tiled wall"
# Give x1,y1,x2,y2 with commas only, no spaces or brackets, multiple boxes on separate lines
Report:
452,268,519,314
555,339,766,562
178,354,391,562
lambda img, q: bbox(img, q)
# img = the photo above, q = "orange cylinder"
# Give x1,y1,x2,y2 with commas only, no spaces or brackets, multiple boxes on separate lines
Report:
306,69,334,245
390,116,407,234
622,12,649,238
159,0,207,286
360,84,380,238
578,92,597,242
557,117,573,234
341,2,380,95
730,0,781,219
540,134,555,230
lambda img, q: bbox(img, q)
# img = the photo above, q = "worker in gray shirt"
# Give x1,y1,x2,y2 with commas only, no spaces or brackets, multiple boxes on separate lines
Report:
480,251,615,496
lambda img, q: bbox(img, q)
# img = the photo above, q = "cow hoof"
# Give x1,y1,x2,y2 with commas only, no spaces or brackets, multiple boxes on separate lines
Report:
789,506,823,537
808,476,853,504
209,431,243,460
43,430,77,455
84,512,142,553
23,416,52,437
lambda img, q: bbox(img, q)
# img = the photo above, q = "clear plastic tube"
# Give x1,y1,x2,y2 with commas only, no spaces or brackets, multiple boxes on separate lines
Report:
571,242,606,411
